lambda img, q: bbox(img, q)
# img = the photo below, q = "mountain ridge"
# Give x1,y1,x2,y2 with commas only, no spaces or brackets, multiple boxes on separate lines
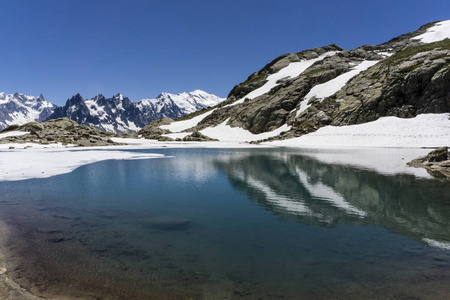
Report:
0,90,224,133
139,20,450,144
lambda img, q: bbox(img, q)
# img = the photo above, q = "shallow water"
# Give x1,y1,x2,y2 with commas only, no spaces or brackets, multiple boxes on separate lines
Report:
0,148,449,299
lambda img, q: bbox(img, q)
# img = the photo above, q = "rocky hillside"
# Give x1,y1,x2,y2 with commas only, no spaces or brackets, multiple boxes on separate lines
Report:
48,90,224,134
141,20,450,143
0,92,56,131
0,118,121,147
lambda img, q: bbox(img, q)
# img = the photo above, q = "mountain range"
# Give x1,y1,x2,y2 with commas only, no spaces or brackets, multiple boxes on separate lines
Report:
0,90,224,133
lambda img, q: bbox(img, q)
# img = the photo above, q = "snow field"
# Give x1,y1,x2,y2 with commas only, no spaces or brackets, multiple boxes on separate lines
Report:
269,113,450,148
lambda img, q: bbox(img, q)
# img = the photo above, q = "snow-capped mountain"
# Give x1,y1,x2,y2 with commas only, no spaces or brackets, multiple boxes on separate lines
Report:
140,20,450,146
48,90,224,133
0,92,56,131
139,90,224,116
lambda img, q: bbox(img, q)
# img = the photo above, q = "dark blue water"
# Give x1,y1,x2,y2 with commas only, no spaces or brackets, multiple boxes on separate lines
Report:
0,148,449,299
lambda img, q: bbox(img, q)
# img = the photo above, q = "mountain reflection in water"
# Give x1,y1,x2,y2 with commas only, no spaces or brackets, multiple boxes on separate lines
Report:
214,151,450,248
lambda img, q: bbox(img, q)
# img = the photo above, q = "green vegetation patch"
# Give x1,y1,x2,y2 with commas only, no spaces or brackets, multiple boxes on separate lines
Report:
302,68,325,76
399,64,421,73
65,124,76,131
384,39,450,66
0,124,20,133
241,73,267,86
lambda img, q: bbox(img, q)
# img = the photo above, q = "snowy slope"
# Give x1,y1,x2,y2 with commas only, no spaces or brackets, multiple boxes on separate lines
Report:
0,92,56,130
230,51,339,106
414,20,450,43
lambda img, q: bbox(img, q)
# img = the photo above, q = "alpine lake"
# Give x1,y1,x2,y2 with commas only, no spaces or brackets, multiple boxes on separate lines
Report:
0,148,449,299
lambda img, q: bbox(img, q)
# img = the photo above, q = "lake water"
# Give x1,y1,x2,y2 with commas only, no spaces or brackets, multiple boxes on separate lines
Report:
0,148,449,299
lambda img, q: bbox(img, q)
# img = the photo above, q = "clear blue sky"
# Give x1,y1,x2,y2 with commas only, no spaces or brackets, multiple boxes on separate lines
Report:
1,0,448,105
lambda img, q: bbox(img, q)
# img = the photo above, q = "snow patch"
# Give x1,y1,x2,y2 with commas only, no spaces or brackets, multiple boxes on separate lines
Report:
0,131,29,139
414,20,450,43
297,60,379,116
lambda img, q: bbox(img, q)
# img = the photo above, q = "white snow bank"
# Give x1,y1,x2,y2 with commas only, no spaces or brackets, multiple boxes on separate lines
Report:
269,114,450,148
414,20,450,43
0,148,164,182
200,120,291,142
0,142,76,150
0,131,29,139
160,110,214,132
297,60,379,116
230,51,339,107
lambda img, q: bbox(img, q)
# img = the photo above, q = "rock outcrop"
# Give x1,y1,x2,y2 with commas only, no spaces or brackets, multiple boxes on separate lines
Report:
138,117,174,141
181,131,218,142
0,118,123,147
408,147,450,178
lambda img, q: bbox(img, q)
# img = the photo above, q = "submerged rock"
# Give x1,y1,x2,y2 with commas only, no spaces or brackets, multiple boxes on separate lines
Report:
142,216,191,231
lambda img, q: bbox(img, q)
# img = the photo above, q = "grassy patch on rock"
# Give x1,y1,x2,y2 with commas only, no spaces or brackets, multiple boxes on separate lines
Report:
384,39,450,66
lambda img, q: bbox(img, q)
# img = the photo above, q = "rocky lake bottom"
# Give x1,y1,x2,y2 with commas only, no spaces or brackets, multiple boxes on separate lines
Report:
0,148,449,299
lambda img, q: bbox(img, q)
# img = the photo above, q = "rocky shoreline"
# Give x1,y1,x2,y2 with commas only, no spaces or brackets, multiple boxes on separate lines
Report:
0,222,41,300
408,147,450,179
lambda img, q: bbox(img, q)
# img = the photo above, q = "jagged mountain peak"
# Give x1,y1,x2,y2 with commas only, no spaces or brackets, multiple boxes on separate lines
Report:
91,94,106,101
69,93,84,102
0,92,57,130
113,93,124,100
